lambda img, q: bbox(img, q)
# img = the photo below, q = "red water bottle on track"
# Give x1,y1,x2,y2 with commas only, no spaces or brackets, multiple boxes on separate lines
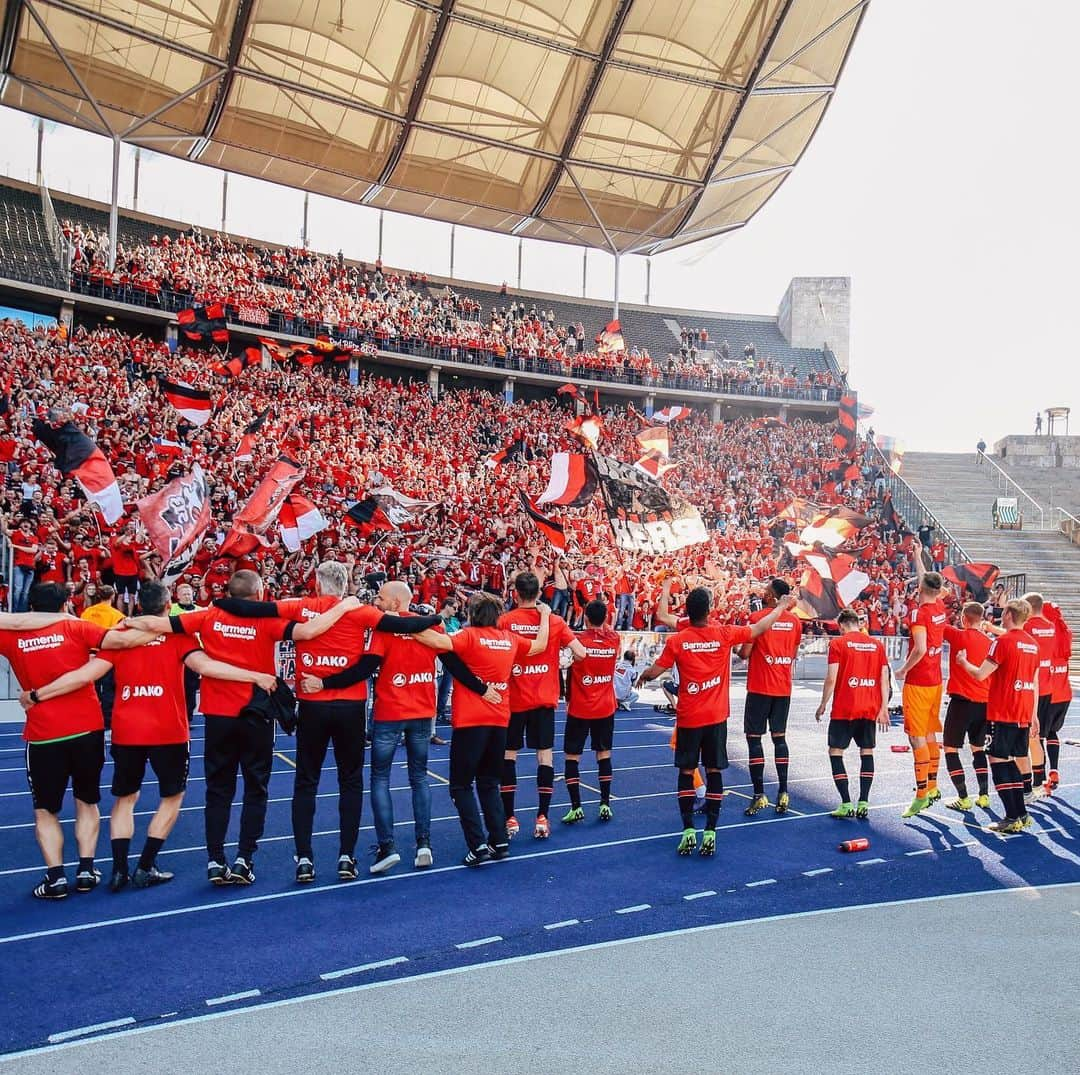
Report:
890,745,910,753
838,837,870,853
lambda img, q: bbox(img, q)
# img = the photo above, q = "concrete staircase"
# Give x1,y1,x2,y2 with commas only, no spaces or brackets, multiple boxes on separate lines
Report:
901,452,1080,672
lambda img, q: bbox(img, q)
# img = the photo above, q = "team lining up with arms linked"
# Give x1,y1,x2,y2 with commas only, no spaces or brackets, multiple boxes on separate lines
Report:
0,540,1071,898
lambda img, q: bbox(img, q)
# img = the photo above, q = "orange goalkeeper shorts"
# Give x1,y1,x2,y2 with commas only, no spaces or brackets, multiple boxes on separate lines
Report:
903,683,943,737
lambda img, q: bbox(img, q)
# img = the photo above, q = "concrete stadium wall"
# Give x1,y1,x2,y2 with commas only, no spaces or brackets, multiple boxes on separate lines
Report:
778,277,851,373
995,435,1080,468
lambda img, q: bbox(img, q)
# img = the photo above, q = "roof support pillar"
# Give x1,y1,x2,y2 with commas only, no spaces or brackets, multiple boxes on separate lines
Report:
301,191,309,248
516,238,523,289
133,146,141,211
645,257,651,306
108,134,120,272
220,170,228,234
612,252,620,320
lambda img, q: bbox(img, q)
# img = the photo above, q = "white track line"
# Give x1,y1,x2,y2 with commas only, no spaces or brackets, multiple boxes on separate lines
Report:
455,936,502,950
615,904,650,914
802,868,832,877
745,878,776,888
47,1017,135,1044
205,990,260,1007
319,956,407,981
543,919,580,930
682,890,717,901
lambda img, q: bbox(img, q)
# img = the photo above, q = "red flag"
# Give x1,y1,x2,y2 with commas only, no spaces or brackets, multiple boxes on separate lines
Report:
565,415,602,449
32,418,123,524
158,378,212,426
218,454,304,558
345,498,395,533
537,453,598,507
135,464,211,571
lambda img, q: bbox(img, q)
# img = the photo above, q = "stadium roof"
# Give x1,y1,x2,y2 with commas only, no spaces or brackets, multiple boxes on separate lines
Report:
0,0,867,254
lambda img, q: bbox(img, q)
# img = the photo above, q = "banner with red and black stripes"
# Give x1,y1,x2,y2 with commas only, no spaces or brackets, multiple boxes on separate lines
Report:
177,303,229,346
833,393,858,453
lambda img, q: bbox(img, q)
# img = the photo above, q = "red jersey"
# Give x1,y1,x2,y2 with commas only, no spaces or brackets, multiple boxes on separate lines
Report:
943,625,991,703
110,537,145,576
174,608,290,717
1047,610,1073,705
567,627,620,720
827,634,888,720
745,609,802,696
906,600,947,686
986,629,1039,726
1024,614,1056,695
497,607,575,711
656,623,752,728
102,633,199,745
449,627,531,728
277,597,381,702
368,613,443,721
0,620,107,741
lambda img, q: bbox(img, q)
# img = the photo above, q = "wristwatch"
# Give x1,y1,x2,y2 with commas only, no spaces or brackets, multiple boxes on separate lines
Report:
29,690,40,705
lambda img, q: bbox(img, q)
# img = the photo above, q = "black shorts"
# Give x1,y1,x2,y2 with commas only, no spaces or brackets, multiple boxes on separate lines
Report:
113,573,139,597
743,692,791,736
661,679,679,696
507,706,555,751
827,718,876,750
943,695,988,748
564,714,615,755
1041,700,1069,738
26,730,105,814
111,742,190,798
674,723,728,770
987,722,1031,759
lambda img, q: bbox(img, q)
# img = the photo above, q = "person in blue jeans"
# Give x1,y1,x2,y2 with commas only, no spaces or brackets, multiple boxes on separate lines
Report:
4,519,40,613
304,581,492,874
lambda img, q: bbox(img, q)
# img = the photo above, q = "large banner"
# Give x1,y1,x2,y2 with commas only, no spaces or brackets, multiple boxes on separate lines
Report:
593,454,708,554
135,463,211,581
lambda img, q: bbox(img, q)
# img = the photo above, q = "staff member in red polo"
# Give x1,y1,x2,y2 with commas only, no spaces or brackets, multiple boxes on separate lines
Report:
19,581,278,893
414,593,550,866
125,569,358,886
0,583,158,899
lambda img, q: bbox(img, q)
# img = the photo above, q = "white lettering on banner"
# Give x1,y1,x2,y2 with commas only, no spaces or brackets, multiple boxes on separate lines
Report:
17,634,64,652
212,621,257,641
609,514,709,554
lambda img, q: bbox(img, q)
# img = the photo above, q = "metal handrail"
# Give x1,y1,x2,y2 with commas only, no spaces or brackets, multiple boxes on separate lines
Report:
975,450,1045,529
866,441,971,564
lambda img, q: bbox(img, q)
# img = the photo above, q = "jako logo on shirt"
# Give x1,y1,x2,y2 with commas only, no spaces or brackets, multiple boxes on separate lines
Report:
848,677,877,688
1013,679,1036,692
584,674,611,686
765,655,793,666
582,675,593,686
392,672,434,687
121,685,163,700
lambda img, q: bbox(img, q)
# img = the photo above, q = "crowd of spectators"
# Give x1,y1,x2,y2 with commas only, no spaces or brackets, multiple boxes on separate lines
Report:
61,221,841,401
1,317,909,632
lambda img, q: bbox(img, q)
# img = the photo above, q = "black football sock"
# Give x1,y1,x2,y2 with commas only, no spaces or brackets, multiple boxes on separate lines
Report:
746,734,765,795
944,749,967,798
537,764,554,819
111,837,131,876
772,734,790,794
858,754,875,802
565,759,581,809
597,757,613,804
677,772,695,828
500,759,517,818
704,770,724,830
830,754,850,803
138,836,165,872
972,749,989,796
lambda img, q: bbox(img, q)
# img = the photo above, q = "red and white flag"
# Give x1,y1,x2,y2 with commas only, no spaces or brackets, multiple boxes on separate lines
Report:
159,378,213,426
633,452,679,480
279,494,329,552
635,426,670,458
652,405,692,424
32,418,124,524
218,454,304,558
136,464,211,578
234,434,256,464
537,453,598,508
565,415,602,449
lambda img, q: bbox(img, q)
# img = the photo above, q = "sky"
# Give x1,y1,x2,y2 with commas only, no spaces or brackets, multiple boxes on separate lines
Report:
0,0,1075,452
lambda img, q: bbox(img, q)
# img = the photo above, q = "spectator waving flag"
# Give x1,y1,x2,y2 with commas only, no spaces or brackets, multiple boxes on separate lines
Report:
518,491,567,551
243,406,272,435
942,562,999,603
177,303,228,346
795,549,869,621
32,417,123,524
537,452,598,507
158,377,213,426
833,393,858,452
565,414,603,449
486,438,526,469
136,464,211,580
279,494,329,552
218,454,304,558
775,498,822,529
595,320,625,354
345,498,396,533
653,405,691,424
635,426,670,458
798,505,871,549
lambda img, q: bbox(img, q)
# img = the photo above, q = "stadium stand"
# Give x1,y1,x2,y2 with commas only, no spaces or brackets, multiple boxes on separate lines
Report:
0,183,64,290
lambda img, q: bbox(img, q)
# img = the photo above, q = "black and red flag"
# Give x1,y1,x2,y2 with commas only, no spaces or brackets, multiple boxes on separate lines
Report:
942,562,1000,603
243,407,272,435
798,505,871,549
345,498,396,534
32,417,123,524
158,377,213,426
518,491,567,552
217,454,304,558
485,438,526,470
177,303,229,346
135,464,211,581
313,335,355,362
833,393,858,453
794,549,869,621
